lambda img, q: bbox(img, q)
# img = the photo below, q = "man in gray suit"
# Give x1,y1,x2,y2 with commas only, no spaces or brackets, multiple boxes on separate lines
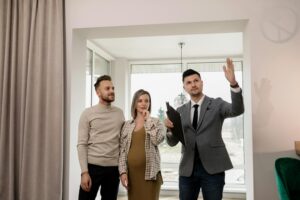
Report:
165,58,244,200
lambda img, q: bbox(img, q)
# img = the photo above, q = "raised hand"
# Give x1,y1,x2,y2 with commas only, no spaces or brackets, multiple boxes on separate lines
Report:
223,58,237,85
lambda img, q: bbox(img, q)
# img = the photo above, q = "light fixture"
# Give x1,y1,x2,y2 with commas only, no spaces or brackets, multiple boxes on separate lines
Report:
178,42,185,72
173,42,188,107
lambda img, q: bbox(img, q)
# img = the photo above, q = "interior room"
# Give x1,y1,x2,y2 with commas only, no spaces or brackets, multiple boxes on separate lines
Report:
69,22,249,199
66,1,300,199
1,0,300,200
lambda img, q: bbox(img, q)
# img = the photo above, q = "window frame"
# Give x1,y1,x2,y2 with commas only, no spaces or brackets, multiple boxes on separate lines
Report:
85,47,111,107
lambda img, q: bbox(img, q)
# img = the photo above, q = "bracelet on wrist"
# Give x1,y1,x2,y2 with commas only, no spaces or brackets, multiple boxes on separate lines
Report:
230,82,239,88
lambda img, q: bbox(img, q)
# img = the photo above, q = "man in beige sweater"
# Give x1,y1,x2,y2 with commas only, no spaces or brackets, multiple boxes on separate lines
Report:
77,75,125,200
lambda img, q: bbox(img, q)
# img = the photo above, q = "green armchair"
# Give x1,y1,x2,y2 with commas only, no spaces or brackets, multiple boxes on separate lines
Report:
275,157,300,200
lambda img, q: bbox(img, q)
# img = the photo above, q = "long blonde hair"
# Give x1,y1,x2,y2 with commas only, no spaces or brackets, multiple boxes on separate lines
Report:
131,89,151,119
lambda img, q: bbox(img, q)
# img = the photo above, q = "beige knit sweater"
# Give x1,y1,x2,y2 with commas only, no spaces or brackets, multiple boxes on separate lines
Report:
77,103,124,173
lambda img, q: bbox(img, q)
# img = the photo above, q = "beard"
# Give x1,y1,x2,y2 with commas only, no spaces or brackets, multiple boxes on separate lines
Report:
101,93,115,103
190,89,201,96
189,89,203,99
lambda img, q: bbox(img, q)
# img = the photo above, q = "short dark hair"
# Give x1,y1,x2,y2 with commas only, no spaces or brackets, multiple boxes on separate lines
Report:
182,69,201,82
131,89,151,119
94,75,112,90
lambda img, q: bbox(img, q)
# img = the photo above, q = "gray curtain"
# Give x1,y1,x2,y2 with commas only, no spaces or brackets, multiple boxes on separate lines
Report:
0,0,65,199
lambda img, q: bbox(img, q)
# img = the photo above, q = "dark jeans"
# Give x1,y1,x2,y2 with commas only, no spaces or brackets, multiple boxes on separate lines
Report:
179,158,225,200
78,164,120,200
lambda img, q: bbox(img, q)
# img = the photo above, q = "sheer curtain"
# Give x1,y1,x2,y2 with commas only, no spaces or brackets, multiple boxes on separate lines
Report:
0,0,65,199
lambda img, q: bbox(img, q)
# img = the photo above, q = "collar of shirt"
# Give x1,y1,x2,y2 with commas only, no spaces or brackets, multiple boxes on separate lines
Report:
98,103,112,109
190,95,205,123
190,95,205,107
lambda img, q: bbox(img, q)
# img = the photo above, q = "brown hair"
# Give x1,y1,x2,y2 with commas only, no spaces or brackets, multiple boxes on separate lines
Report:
182,69,201,82
131,89,151,119
94,75,112,90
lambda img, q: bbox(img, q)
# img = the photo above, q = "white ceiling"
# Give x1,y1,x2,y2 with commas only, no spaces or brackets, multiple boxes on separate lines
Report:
91,32,243,60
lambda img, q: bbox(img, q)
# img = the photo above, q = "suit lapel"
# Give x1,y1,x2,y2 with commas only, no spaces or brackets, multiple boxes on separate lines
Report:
182,102,193,129
197,96,212,130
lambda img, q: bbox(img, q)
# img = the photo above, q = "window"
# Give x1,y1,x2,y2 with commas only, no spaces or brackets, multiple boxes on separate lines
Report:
130,59,244,190
85,48,110,107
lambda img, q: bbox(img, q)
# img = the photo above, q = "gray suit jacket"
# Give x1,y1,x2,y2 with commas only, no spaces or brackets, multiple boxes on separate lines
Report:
166,90,244,176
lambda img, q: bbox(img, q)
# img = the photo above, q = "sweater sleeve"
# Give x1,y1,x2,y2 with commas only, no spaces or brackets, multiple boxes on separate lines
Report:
77,111,90,173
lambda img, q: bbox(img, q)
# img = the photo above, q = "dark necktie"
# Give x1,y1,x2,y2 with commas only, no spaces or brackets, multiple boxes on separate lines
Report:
192,104,199,130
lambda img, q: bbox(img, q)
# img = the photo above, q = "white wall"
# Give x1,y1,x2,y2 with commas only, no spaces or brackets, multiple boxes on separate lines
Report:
111,59,130,118
65,0,300,199
66,32,87,200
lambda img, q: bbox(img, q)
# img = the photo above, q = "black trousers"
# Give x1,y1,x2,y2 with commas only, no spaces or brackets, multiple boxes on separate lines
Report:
78,164,120,200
